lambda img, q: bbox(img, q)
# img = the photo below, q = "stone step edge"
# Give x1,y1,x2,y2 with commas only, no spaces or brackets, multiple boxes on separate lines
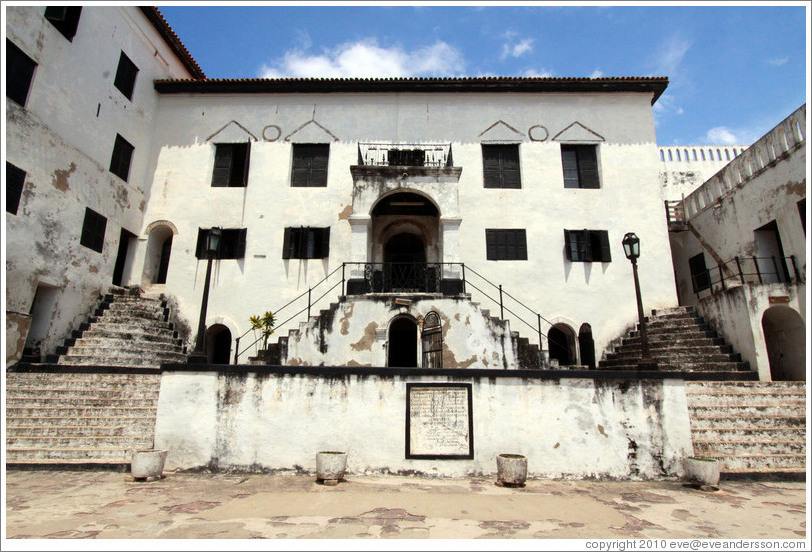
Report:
693,439,806,445
5,459,132,465
6,447,153,452
690,453,806,459
691,427,806,432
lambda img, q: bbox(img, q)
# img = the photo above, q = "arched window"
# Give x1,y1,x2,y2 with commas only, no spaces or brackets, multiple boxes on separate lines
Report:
421,311,443,369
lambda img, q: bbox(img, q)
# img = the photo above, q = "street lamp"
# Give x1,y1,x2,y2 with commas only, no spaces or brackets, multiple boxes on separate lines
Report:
622,232,658,370
188,227,222,364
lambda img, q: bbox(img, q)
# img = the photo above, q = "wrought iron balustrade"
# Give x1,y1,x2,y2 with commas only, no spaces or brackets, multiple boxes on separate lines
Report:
345,262,460,294
357,143,453,168
691,255,802,297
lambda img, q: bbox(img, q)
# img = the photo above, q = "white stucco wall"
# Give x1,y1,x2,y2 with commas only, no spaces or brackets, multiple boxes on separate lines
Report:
154,370,693,480
5,6,196,360
659,145,748,201
139,89,677,366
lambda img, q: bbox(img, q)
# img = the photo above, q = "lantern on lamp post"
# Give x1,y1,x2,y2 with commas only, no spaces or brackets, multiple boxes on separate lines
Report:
622,232,658,370
188,227,222,364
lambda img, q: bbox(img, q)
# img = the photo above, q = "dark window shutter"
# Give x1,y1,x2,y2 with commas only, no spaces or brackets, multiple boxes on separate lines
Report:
319,227,330,258
515,229,527,260
597,230,611,262
238,142,250,187
195,228,207,259
561,147,580,188
80,208,107,253
110,134,134,182
6,162,26,215
564,230,575,261
308,145,329,187
114,51,138,101
282,227,292,259
235,229,247,258
483,145,521,188
689,253,710,292
6,39,37,107
500,146,521,189
486,230,497,260
45,6,82,41
292,144,329,187
211,145,233,187
578,146,600,189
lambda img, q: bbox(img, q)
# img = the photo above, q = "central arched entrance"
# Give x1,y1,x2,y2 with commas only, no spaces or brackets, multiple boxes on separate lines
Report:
388,316,418,367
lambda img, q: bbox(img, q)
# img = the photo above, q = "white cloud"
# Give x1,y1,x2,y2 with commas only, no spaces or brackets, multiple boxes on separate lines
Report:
259,39,465,78
702,126,759,145
652,33,692,78
589,69,604,78
500,34,534,60
767,56,789,66
521,68,554,78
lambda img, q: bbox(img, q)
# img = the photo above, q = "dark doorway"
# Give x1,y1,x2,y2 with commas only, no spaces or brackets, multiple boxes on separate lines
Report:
762,306,806,381
156,235,173,284
578,323,596,369
24,284,60,360
754,220,789,283
384,232,426,263
206,324,232,365
112,228,137,286
384,233,427,292
548,325,575,367
389,317,417,367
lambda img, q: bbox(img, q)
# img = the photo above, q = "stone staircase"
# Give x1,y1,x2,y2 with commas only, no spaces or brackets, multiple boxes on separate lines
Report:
54,287,187,368
685,381,806,476
599,306,752,375
5,371,161,465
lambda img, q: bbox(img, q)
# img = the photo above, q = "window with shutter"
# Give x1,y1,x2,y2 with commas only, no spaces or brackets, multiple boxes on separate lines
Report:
109,134,134,182
485,229,527,260
6,40,37,107
688,253,710,292
291,144,329,187
6,162,26,215
80,208,107,253
44,6,82,41
211,143,250,187
482,144,521,189
195,228,248,260
282,227,331,259
561,145,601,189
564,229,611,262
114,51,139,101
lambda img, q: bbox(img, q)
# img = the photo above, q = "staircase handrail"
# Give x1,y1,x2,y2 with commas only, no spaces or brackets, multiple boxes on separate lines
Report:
691,254,802,298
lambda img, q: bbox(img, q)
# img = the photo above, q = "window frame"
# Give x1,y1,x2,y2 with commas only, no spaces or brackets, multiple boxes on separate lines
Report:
6,39,37,107
485,229,528,261
482,144,521,189
44,6,82,41
688,253,711,293
6,162,26,215
80,207,107,253
113,50,139,101
282,227,331,259
211,142,251,187
561,144,601,189
109,134,135,182
563,229,612,262
291,143,330,188
195,228,247,260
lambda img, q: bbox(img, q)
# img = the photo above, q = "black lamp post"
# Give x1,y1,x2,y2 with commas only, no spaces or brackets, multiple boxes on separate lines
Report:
622,232,658,370
188,227,222,364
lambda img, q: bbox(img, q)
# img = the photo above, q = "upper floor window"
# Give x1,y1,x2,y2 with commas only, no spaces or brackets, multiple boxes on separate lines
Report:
282,227,330,259
195,228,247,260
114,51,139,101
109,134,134,182
44,6,82,41
564,229,611,262
80,207,107,253
561,145,600,189
6,162,26,215
211,143,250,187
6,39,37,107
291,144,329,187
482,144,521,189
486,229,527,260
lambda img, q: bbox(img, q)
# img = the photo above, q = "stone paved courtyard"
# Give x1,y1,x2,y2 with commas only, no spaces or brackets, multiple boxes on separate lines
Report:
2,469,807,542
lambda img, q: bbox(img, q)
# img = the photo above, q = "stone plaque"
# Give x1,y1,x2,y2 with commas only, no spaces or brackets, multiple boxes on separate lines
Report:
406,383,473,459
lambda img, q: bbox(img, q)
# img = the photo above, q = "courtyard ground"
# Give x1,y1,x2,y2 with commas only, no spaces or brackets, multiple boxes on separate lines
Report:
2,469,807,543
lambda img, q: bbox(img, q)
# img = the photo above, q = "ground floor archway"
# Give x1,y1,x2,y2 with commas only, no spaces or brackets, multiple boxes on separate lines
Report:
388,316,418,367
578,323,596,369
548,323,577,367
142,222,177,287
762,306,805,381
206,324,232,365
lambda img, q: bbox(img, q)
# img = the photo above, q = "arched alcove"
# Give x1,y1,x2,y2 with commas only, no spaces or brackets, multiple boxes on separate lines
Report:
142,223,177,286
206,324,232,365
761,306,806,381
388,316,418,367
548,323,577,367
578,323,596,369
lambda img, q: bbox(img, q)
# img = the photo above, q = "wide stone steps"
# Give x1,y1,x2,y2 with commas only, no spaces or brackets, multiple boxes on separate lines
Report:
692,427,805,441
5,371,161,465
602,361,749,372
59,347,187,363
687,454,807,473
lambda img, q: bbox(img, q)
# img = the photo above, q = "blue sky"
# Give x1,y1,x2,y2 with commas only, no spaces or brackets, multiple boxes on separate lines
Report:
157,3,809,146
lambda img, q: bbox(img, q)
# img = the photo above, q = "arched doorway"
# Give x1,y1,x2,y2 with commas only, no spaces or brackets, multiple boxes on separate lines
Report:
142,222,176,286
156,235,172,284
388,316,417,367
578,323,596,369
548,324,577,367
762,306,806,381
384,233,427,291
206,324,232,365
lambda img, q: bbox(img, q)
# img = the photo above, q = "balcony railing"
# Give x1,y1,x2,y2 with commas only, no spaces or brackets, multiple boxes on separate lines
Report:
357,143,453,168
690,255,802,298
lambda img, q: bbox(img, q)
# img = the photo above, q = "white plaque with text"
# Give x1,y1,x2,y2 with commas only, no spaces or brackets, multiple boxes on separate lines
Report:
406,383,473,459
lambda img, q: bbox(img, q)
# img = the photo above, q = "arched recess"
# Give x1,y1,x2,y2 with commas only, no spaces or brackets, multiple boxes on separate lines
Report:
761,306,806,381
370,191,441,264
142,221,178,286
388,315,418,367
421,311,443,368
548,323,578,367
206,324,232,365
578,323,596,369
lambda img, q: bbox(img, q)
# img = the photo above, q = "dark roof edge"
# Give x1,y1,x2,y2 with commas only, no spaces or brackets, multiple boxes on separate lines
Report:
153,77,669,105
139,7,206,80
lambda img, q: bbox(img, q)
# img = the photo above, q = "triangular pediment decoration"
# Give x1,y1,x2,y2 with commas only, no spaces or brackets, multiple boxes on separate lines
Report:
206,120,258,143
552,121,605,142
478,120,525,142
284,119,339,143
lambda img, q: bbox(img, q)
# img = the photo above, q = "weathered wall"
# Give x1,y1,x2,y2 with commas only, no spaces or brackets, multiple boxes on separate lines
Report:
154,370,693,480
658,145,748,201
285,295,518,369
5,6,196,360
139,90,677,365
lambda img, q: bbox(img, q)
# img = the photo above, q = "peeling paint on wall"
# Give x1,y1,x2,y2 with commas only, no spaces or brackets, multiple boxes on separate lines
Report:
51,162,76,192
351,322,379,351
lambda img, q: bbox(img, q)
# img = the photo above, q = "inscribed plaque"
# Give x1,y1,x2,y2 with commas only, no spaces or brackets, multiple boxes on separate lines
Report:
406,383,473,459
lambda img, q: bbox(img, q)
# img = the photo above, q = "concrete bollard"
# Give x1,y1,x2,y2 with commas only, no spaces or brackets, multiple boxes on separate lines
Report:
496,453,527,487
682,457,721,487
316,451,347,485
131,449,168,480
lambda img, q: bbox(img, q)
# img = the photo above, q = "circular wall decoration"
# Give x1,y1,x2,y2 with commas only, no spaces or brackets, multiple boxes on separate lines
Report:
528,125,549,142
262,125,282,142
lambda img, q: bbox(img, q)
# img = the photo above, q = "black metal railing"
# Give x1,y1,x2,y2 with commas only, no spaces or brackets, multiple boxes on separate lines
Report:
691,255,802,298
345,262,452,294
357,143,453,168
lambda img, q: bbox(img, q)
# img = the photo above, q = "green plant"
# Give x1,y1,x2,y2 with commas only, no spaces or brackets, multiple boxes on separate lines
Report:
249,311,275,348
